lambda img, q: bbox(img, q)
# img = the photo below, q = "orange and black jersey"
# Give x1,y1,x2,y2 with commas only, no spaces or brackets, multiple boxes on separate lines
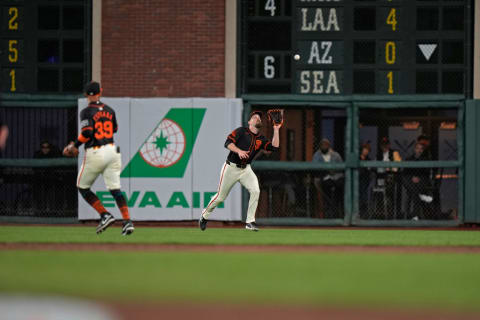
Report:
75,101,118,149
224,127,278,165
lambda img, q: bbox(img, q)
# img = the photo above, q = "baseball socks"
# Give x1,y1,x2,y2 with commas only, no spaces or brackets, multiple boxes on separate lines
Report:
110,190,134,235
109,189,131,220
78,188,109,215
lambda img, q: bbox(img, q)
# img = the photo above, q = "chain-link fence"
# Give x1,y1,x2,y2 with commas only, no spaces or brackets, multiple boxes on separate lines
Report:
0,160,77,218
249,103,461,224
0,100,78,220
357,166,458,221
357,107,459,221
257,169,345,220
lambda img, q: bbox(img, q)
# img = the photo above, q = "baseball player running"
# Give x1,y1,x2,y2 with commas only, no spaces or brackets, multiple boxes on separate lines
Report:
63,81,134,235
199,111,281,231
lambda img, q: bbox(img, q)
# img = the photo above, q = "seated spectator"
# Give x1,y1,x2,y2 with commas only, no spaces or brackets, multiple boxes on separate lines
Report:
34,141,61,159
417,134,432,160
312,138,344,219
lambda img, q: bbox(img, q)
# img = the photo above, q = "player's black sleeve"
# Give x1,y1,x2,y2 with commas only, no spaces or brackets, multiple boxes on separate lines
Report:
224,127,244,149
74,109,93,148
261,136,279,152
79,109,94,139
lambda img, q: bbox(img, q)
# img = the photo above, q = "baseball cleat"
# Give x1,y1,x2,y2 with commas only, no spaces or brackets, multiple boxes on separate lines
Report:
245,222,259,231
96,212,115,234
199,214,208,231
122,220,134,236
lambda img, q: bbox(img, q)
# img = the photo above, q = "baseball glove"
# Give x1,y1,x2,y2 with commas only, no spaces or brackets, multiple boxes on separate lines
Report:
63,142,79,157
267,109,284,127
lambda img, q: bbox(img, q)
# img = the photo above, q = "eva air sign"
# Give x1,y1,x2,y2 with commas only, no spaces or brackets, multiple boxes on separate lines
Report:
80,98,242,221
97,107,223,210
122,108,205,178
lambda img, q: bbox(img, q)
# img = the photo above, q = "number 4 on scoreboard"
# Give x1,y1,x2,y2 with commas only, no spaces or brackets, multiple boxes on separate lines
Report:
265,0,276,16
387,8,397,31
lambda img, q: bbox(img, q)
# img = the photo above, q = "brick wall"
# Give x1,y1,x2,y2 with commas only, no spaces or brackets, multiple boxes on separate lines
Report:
102,0,225,97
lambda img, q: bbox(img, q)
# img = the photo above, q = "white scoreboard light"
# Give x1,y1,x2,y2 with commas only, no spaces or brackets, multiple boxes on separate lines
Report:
241,0,472,96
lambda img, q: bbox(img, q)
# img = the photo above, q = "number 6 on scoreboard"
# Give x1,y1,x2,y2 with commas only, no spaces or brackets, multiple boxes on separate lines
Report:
264,56,275,79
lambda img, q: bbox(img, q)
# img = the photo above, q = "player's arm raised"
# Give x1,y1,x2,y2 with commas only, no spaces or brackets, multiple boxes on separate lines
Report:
271,126,280,148
266,109,283,149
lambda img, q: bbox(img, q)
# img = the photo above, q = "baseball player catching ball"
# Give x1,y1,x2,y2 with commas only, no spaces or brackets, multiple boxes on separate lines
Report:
63,81,134,235
199,110,282,231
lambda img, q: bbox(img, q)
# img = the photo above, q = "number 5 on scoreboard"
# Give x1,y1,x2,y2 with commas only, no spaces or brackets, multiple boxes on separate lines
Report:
8,40,18,63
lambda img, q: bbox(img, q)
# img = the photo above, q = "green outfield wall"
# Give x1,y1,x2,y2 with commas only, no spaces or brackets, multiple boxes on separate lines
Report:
2,94,480,226
465,99,480,223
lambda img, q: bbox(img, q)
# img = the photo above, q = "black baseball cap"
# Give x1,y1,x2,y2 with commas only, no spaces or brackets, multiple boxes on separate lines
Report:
249,111,263,120
84,81,101,96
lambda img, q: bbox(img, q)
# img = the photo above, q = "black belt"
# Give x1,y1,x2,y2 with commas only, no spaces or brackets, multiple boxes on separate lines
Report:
226,160,247,169
90,143,114,150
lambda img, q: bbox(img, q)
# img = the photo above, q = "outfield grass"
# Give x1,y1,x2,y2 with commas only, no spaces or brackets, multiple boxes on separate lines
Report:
0,250,479,311
0,225,479,246
1,226,479,311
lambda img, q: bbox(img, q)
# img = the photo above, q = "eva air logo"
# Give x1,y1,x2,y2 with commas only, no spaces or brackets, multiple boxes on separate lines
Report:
121,108,206,178
140,118,185,168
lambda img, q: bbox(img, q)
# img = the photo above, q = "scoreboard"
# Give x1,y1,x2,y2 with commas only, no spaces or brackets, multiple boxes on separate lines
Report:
0,0,90,93
241,0,472,96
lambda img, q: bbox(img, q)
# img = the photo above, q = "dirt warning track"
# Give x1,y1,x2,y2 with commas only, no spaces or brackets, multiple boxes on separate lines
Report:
1,242,480,254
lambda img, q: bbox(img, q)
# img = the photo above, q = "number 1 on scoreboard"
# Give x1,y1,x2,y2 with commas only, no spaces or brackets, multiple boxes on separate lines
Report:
9,69,16,92
387,71,393,94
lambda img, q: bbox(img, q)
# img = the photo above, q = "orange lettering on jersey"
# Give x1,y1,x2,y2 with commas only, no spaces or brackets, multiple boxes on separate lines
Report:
255,139,262,151
93,111,113,122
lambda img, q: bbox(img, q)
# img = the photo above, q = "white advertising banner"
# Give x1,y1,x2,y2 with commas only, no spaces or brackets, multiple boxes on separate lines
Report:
78,98,243,221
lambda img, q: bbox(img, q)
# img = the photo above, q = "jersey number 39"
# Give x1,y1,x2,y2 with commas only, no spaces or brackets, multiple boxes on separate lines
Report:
95,121,113,139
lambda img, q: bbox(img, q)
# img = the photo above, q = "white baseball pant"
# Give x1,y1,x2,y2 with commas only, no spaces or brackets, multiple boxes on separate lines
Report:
202,161,260,223
77,144,122,190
